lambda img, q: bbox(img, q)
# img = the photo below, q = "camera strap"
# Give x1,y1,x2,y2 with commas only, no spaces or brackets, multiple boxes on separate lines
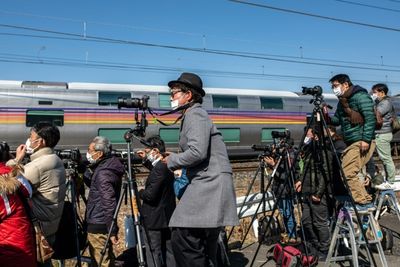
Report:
148,102,193,126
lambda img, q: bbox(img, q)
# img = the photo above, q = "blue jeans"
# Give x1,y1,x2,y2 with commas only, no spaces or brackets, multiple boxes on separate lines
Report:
376,132,396,182
278,198,296,239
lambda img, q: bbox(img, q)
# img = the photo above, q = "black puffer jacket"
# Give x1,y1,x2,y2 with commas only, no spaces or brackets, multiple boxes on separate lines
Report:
84,156,124,235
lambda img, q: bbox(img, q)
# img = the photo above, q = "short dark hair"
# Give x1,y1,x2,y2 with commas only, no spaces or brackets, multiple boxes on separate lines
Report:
0,141,10,162
372,83,389,95
329,74,353,87
32,122,60,148
145,135,166,153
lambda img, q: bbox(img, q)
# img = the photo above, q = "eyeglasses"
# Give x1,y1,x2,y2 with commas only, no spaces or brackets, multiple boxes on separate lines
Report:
170,90,182,97
331,83,341,89
29,137,41,143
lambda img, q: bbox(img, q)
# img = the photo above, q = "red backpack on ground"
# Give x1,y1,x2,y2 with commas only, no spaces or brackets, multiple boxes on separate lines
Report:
271,242,318,267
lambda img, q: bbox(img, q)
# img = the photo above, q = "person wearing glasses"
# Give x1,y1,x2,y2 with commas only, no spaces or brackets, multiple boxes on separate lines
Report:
7,122,66,266
329,74,376,212
163,72,239,267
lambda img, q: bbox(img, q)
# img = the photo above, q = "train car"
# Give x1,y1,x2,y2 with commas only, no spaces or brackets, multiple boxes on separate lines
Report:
0,80,398,158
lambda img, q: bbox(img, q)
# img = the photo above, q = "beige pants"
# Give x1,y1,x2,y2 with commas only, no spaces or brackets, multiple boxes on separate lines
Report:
341,141,375,204
87,233,115,267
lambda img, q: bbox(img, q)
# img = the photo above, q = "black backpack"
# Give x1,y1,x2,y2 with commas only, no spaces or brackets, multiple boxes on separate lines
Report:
258,215,283,245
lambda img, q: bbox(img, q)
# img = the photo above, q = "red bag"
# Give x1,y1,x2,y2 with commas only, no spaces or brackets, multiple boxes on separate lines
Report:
272,243,318,267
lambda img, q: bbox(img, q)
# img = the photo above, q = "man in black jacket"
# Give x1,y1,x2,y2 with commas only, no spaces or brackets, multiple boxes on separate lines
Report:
84,136,124,267
138,136,176,267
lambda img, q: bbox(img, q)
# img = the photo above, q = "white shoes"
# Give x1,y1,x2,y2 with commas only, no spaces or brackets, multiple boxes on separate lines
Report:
375,181,395,190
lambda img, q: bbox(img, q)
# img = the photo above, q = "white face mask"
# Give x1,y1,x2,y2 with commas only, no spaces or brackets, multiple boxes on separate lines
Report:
25,138,40,154
303,136,312,145
147,151,158,164
371,94,378,101
86,152,98,164
171,99,179,109
332,86,343,97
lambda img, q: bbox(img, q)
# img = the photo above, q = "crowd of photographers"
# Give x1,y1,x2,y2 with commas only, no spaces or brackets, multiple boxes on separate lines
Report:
0,72,239,267
261,73,399,262
0,71,398,266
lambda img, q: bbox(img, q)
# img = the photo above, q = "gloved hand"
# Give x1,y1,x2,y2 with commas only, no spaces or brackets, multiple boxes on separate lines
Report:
339,97,364,125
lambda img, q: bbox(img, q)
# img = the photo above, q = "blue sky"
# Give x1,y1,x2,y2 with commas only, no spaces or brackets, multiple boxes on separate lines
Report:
1,0,400,94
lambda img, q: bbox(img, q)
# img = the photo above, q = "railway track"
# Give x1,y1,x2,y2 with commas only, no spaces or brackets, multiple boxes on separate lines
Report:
127,155,400,180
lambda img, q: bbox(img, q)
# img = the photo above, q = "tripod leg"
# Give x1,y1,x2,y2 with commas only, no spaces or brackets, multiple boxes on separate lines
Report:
227,163,262,241
69,179,82,267
98,182,128,266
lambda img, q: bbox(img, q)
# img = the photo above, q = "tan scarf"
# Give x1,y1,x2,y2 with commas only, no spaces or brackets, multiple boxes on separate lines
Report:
338,87,364,125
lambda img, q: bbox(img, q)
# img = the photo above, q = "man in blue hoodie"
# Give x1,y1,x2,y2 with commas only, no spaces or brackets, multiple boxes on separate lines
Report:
84,136,124,267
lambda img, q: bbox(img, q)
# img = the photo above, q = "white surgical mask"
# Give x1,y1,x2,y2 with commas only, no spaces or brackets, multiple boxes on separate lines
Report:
303,136,312,145
371,94,378,101
86,152,98,164
332,86,343,97
171,99,179,109
25,138,40,154
147,151,158,165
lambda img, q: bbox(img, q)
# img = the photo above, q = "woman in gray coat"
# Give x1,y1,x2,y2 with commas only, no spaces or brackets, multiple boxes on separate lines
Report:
165,72,239,267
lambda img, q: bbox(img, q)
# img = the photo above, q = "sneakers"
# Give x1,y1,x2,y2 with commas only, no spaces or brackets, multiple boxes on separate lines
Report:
344,202,376,213
375,181,395,190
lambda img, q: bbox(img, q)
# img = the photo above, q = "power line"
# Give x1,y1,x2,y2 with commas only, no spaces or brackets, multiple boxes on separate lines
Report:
2,31,399,70
229,0,400,32
334,0,400,13
1,52,399,85
1,24,400,73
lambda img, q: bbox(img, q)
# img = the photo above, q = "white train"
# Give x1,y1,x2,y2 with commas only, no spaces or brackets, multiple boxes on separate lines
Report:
0,80,397,158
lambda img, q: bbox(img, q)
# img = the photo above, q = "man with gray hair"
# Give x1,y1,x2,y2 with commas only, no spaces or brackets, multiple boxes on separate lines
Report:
83,136,124,267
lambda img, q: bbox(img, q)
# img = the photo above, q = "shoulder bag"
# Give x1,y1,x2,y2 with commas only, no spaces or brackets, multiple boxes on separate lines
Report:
391,106,400,134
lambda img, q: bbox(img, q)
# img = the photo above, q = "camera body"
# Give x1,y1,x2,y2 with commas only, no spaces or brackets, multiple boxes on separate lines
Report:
302,86,322,96
271,130,290,139
118,95,149,110
55,148,81,163
252,130,292,158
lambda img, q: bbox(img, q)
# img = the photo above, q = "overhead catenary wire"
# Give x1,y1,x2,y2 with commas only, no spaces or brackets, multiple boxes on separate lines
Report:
1,52,399,85
229,0,400,33
1,24,400,73
334,0,400,13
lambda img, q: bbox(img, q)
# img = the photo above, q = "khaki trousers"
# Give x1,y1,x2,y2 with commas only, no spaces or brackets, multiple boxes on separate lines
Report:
341,141,375,204
87,233,115,267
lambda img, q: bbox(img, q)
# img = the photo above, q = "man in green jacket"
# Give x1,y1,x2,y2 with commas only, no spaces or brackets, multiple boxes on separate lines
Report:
329,74,376,212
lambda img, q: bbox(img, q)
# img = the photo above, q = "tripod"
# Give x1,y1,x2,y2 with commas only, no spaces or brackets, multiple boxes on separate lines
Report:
66,165,83,267
98,130,157,267
52,159,87,267
249,140,308,266
227,152,272,246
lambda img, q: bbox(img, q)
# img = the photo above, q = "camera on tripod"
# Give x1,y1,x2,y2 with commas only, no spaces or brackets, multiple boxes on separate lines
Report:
118,95,149,110
302,86,323,96
55,148,81,163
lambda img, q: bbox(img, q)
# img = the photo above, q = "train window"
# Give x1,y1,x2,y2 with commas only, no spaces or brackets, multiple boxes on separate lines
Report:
159,128,179,144
219,128,240,143
98,128,130,144
159,93,171,108
98,92,131,106
212,95,238,109
26,110,64,127
38,100,53,105
260,97,283,109
261,128,286,142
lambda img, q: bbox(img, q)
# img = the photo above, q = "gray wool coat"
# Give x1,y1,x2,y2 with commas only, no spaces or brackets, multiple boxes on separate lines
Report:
167,103,239,228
